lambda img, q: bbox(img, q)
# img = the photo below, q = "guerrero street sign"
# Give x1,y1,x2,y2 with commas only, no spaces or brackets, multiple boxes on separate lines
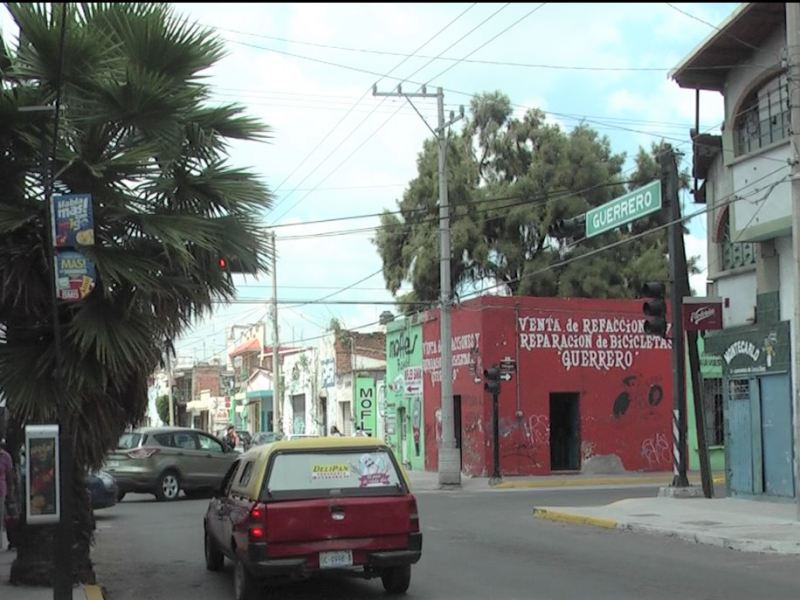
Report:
586,180,662,238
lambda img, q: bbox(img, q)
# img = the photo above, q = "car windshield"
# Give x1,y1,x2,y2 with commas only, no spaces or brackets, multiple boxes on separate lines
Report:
117,433,142,449
263,448,405,500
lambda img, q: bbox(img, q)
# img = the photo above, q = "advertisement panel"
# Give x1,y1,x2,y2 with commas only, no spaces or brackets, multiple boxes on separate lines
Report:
25,425,60,525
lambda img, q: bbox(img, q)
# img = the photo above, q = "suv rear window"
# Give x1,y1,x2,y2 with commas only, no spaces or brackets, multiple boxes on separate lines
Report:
264,449,404,500
118,433,142,449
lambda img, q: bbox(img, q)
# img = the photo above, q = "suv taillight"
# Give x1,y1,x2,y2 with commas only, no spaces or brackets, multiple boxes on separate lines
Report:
248,502,267,541
408,495,420,533
127,448,160,459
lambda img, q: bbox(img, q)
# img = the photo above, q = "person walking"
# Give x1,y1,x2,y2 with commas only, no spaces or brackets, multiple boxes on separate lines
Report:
0,439,14,551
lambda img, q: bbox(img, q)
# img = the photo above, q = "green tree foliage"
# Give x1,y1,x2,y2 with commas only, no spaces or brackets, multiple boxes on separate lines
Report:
374,92,698,313
156,394,170,424
0,2,272,585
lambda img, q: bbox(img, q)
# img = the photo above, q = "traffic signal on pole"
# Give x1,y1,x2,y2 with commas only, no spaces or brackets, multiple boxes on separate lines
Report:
484,365,501,395
548,216,585,239
217,254,257,275
641,282,668,338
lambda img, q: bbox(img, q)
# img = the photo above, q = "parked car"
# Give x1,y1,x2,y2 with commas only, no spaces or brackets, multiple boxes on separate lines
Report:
249,431,284,446
106,427,238,501
203,437,422,599
88,470,119,510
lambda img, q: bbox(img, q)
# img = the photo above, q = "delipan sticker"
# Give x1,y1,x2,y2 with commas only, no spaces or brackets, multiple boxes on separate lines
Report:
312,464,351,480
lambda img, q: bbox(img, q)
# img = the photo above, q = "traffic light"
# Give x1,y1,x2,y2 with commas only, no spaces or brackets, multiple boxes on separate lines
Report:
641,282,668,338
484,365,501,395
548,215,586,239
217,254,257,275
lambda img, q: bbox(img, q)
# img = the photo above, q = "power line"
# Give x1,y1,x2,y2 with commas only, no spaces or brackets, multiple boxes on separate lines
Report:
265,3,479,221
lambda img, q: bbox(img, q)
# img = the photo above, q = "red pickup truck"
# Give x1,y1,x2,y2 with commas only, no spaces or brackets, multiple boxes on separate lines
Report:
203,436,422,600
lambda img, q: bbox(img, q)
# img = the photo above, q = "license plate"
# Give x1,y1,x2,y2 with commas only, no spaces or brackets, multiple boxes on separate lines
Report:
319,550,353,569
107,461,120,468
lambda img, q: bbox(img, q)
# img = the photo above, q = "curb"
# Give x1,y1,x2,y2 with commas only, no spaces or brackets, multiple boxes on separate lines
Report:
85,584,105,600
621,523,800,555
532,508,617,529
494,475,724,489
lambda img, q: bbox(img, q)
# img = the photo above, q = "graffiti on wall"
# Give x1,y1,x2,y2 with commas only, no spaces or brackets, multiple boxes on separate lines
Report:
388,331,419,370
321,358,335,388
518,315,670,372
422,333,480,384
641,433,670,467
497,414,550,467
611,374,664,419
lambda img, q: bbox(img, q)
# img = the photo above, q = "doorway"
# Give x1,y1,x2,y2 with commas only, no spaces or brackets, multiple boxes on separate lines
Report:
549,393,580,471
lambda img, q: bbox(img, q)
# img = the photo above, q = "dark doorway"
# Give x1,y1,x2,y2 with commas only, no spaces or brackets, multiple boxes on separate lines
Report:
453,395,463,469
549,393,580,471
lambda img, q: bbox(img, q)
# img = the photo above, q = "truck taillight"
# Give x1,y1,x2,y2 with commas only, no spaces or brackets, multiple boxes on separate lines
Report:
408,495,419,533
249,502,267,540
127,448,159,459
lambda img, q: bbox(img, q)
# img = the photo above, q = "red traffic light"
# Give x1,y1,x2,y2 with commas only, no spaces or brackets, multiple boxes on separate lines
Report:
219,258,227,269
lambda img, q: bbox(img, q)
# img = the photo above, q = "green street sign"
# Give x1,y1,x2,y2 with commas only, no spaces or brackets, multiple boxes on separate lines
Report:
585,180,662,238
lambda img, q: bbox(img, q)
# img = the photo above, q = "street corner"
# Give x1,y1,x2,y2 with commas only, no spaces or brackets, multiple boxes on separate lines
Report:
84,584,106,600
532,507,618,530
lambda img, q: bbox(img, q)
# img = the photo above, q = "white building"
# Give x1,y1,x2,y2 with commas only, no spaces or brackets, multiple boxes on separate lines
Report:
670,2,796,500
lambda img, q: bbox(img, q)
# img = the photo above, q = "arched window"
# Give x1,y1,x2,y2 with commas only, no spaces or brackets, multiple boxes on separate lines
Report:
734,72,789,156
716,206,757,271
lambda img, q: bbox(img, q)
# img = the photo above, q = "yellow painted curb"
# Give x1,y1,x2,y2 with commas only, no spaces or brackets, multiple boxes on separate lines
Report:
532,508,618,529
493,475,726,489
85,584,105,600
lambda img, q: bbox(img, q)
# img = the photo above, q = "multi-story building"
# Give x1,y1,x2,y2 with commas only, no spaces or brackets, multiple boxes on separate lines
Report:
670,2,796,500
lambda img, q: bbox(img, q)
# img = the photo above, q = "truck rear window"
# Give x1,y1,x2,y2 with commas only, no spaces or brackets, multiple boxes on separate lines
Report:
264,449,405,499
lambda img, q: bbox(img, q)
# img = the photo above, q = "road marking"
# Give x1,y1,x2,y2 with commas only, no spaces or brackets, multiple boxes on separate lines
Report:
85,584,105,600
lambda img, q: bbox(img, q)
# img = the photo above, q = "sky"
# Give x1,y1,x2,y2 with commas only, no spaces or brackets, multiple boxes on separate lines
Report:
1,2,742,365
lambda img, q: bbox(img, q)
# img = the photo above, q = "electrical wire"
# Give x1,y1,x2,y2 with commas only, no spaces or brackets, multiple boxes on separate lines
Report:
265,3,479,221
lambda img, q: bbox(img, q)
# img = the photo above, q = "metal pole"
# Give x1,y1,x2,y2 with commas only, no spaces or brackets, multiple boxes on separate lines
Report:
372,85,463,486
491,390,501,481
786,1,800,519
271,231,281,434
167,353,175,426
662,149,689,487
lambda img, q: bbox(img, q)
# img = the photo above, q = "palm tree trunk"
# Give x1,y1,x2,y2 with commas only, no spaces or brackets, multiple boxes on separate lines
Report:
9,462,96,586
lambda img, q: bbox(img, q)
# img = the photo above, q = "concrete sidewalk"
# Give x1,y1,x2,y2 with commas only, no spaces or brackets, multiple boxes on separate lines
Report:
406,469,724,492
533,495,800,555
0,549,104,600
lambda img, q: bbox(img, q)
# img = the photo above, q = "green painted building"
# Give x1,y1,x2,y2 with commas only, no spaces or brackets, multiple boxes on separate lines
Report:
384,315,424,470
687,334,726,473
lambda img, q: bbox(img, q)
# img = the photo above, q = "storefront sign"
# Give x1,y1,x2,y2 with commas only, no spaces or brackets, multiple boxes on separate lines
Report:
720,328,786,375
55,251,96,301
25,425,60,525
682,297,723,331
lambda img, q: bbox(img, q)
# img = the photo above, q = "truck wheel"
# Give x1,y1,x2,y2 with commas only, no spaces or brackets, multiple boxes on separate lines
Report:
381,564,411,594
234,559,259,600
204,528,224,571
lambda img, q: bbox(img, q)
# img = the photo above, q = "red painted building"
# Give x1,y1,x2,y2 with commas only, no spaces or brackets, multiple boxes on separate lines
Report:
422,296,674,477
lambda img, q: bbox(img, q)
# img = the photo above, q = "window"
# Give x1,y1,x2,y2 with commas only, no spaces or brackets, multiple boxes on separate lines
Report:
718,208,757,271
238,461,255,486
734,73,789,156
702,377,724,447
264,449,404,500
222,461,240,496
197,433,224,453
117,433,142,449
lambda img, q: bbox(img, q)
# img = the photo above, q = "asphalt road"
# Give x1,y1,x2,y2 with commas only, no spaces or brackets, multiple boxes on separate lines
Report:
94,485,797,600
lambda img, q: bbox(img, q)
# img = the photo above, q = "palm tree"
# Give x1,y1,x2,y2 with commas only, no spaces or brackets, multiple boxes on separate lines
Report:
0,2,273,585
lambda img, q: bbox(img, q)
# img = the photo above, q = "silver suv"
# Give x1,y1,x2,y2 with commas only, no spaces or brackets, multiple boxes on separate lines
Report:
105,427,238,502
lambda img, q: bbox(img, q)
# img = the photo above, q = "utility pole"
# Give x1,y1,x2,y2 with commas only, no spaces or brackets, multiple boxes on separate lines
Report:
373,84,464,487
166,353,175,426
271,231,282,434
786,1,800,520
661,149,690,488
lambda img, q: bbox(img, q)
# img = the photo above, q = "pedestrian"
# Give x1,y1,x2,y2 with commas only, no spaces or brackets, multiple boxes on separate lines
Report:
223,425,238,451
330,425,342,437
0,439,14,552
